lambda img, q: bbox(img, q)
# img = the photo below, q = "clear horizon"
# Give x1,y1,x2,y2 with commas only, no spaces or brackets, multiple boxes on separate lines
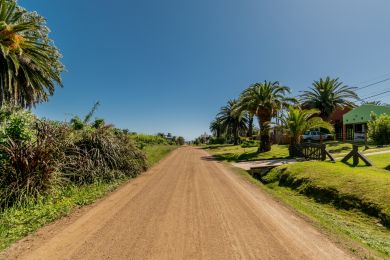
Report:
20,0,390,140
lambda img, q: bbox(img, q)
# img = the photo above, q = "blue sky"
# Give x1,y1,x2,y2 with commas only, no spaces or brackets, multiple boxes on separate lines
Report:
20,0,390,140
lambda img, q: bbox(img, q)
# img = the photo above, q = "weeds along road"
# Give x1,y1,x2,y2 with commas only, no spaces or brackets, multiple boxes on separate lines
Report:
4,146,353,260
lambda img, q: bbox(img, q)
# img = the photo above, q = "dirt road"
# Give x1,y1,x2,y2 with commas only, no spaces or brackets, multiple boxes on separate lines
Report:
3,147,353,260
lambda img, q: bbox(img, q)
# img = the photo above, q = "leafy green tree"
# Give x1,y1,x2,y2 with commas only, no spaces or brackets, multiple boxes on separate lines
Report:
368,113,390,145
280,107,333,145
217,99,248,145
300,77,358,120
0,0,64,108
177,136,185,145
238,81,293,152
209,118,224,138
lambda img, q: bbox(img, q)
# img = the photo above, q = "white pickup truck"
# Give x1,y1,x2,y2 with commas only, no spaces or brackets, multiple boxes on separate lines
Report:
302,131,333,141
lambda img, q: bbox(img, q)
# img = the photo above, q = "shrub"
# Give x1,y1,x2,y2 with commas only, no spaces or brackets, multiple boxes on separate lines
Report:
64,127,147,184
0,121,66,208
129,133,168,146
209,137,226,145
368,113,390,145
0,107,36,143
241,139,260,148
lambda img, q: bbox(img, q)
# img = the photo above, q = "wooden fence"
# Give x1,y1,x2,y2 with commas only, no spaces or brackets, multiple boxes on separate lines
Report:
289,143,335,161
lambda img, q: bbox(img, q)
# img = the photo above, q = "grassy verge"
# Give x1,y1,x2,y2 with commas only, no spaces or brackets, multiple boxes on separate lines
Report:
234,160,390,258
143,145,178,166
0,145,177,251
205,143,390,162
231,166,390,258
205,144,290,161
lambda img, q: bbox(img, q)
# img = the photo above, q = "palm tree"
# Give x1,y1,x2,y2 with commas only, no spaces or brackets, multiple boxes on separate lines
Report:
238,81,294,152
209,118,223,138
300,77,358,120
280,107,333,145
217,99,248,145
0,0,64,108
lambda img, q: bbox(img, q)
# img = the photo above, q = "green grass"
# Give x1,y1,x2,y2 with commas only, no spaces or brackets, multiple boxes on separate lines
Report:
0,181,124,251
231,166,390,258
262,162,390,226
205,142,390,162
143,145,178,166
365,153,390,171
0,145,178,252
205,144,290,161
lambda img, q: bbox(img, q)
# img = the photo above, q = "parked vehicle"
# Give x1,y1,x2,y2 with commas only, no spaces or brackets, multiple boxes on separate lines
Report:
302,131,333,141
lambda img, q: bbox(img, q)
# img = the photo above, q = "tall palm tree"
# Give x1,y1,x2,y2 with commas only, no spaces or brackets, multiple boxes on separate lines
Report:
217,99,248,145
0,0,64,108
209,118,223,138
238,81,294,152
300,77,358,120
280,107,333,145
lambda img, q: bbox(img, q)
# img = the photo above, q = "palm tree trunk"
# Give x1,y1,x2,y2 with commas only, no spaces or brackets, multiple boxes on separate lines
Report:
257,114,272,153
233,124,239,145
246,115,253,138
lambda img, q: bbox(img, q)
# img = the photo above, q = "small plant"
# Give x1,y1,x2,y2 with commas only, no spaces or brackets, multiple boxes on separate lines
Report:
241,139,260,148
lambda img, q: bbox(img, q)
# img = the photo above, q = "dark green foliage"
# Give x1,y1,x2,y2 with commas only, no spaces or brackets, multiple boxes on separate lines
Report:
65,128,147,184
240,139,260,148
0,121,65,207
0,108,148,208
368,113,390,145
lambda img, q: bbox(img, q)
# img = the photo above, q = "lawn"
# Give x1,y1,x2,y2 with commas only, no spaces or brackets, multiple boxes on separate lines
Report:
364,153,390,171
205,144,290,161
233,166,390,258
233,160,390,257
143,145,178,166
261,162,390,227
206,142,390,162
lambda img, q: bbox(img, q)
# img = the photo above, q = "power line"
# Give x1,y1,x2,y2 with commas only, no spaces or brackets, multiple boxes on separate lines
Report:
360,89,390,100
351,72,390,86
356,77,390,90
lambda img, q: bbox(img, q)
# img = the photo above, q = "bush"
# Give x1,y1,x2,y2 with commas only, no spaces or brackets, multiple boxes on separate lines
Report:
368,113,390,145
64,127,147,184
129,133,168,147
0,121,65,207
209,137,226,145
241,139,260,148
0,107,36,143
0,108,149,207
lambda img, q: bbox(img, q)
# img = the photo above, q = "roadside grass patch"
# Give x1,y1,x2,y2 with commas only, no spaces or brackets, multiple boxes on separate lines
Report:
0,180,124,251
205,142,390,162
205,144,290,161
143,145,178,166
261,162,390,228
232,166,390,258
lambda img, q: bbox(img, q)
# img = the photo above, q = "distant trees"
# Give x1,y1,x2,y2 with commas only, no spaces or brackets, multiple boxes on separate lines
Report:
216,99,248,145
0,0,64,108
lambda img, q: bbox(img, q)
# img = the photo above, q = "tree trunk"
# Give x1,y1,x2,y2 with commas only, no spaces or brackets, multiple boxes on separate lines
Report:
233,126,239,145
246,115,253,138
257,113,272,153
